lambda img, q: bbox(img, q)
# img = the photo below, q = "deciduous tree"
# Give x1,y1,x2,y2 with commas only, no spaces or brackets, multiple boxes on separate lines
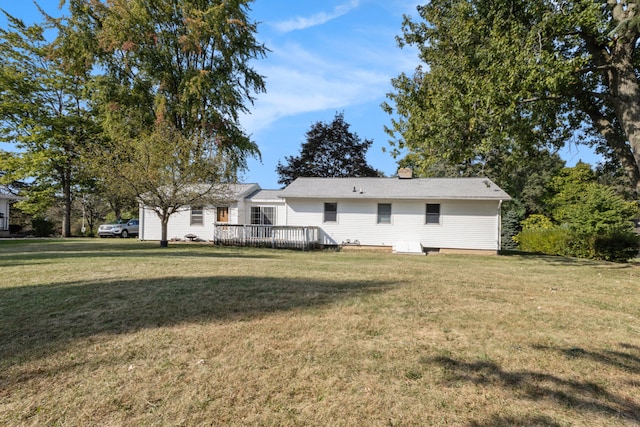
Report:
385,0,640,197
0,11,98,236
67,0,267,245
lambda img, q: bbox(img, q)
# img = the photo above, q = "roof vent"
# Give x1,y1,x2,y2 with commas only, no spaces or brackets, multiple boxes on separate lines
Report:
398,168,413,179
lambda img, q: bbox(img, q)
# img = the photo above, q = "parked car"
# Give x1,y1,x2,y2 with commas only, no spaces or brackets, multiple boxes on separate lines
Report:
98,219,139,238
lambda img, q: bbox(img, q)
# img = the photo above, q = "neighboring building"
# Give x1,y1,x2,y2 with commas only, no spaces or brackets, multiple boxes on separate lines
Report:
138,175,512,254
0,187,20,238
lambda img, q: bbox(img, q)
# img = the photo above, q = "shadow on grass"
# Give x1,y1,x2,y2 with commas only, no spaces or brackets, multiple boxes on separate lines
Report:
500,250,639,268
0,274,390,366
0,239,278,266
532,343,640,380
468,414,562,427
424,350,640,424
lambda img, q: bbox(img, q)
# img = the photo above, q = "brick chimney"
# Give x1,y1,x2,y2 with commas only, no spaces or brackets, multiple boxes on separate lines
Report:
398,168,413,179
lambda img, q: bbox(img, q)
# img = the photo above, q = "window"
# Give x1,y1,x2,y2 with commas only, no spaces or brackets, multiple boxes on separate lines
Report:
251,207,274,225
216,207,229,223
377,203,391,224
191,207,204,225
324,203,337,222
426,203,440,224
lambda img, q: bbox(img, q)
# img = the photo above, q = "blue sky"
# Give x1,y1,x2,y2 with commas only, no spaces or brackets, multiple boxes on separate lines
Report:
241,0,423,188
1,0,601,189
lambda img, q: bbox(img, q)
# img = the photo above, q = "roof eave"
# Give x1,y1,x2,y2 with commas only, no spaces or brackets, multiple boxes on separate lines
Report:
279,195,511,201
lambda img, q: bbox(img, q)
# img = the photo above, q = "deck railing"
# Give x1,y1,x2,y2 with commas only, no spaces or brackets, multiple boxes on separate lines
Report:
213,224,322,250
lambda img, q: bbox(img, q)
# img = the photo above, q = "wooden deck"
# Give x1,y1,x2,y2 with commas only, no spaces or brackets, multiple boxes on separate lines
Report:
213,224,322,250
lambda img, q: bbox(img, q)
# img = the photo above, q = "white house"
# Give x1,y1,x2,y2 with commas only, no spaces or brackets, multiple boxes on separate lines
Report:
138,183,260,241
138,175,512,254
277,176,511,253
0,187,19,238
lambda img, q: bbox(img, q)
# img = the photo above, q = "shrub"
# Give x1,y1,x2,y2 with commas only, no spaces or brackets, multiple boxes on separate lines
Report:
516,226,640,262
31,217,55,237
515,226,571,256
555,183,639,236
593,230,640,262
564,231,596,260
515,168,640,262
520,214,554,230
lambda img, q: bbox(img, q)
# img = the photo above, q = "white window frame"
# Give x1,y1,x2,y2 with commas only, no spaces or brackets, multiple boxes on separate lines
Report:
251,206,275,225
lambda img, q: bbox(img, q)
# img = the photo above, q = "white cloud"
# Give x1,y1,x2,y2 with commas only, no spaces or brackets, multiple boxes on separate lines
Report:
240,0,423,136
241,41,397,135
273,0,360,33
242,67,385,135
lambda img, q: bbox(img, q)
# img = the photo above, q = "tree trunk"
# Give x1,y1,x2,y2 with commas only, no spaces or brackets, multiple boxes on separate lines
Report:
581,97,640,197
580,27,640,198
160,215,169,247
62,166,72,237
609,61,640,198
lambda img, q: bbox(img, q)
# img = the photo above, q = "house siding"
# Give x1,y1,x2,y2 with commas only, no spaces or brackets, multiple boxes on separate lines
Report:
139,206,217,241
0,198,10,236
285,198,501,250
138,183,261,241
227,204,242,225
139,202,282,241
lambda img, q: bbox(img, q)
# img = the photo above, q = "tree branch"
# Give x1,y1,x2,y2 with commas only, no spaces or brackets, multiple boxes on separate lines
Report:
517,95,563,104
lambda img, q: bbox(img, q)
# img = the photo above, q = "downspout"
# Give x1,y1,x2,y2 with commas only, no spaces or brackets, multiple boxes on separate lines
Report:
497,200,503,252
139,203,144,241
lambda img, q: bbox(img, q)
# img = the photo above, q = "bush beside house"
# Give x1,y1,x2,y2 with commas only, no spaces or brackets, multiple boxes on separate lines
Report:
514,186,640,262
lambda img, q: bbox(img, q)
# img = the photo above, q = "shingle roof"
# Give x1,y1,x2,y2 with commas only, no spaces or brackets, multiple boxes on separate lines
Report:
278,177,511,201
246,189,284,202
0,186,20,201
226,183,260,198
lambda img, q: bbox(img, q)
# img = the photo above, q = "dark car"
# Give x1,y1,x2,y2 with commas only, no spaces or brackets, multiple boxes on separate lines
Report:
98,219,139,238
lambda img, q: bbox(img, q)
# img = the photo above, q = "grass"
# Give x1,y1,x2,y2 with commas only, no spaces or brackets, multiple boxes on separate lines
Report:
0,239,639,426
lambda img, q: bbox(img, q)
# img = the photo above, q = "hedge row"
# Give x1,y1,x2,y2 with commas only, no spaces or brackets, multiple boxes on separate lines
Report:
516,227,640,262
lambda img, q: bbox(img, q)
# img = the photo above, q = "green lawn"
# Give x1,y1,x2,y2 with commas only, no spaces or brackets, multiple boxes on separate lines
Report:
1,239,639,426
